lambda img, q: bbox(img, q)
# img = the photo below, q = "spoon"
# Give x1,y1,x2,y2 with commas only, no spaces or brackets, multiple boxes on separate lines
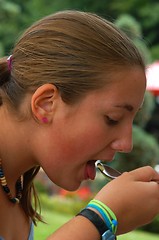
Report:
95,160,121,181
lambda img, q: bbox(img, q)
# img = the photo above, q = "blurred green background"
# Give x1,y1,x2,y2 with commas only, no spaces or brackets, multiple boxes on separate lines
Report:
1,0,159,62
1,0,159,239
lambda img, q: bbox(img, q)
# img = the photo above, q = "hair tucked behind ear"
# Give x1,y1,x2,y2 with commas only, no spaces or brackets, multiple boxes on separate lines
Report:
0,10,145,224
8,10,145,106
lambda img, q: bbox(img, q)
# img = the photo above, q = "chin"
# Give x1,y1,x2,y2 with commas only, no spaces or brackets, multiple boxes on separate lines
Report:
61,181,81,192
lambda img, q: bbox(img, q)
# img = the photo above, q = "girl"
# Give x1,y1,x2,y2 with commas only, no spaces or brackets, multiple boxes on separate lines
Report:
0,10,158,240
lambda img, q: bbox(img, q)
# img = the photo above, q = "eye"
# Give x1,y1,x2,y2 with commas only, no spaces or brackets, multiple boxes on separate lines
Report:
106,116,119,126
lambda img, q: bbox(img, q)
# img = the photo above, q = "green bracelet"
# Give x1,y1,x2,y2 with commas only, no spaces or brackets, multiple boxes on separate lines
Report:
89,199,118,234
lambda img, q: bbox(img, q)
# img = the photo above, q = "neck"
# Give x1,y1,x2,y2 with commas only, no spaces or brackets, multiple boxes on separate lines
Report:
0,107,37,185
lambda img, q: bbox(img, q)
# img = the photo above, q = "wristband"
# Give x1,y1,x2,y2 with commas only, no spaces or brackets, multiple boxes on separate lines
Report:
77,208,108,236
90,199,118,234
77,208,116,240
86,203,112,231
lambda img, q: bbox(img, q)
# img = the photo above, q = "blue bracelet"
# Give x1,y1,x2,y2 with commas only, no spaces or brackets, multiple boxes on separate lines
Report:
88,199,118,234
87,203,112,231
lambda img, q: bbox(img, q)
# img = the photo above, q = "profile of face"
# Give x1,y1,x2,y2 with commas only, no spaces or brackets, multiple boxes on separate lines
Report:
34,67,146,191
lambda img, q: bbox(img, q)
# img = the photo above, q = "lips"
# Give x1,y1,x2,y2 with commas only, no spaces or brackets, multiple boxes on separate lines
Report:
84,160,96,180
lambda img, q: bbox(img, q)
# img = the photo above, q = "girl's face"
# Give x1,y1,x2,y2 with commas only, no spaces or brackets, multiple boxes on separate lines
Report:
36,67,146,191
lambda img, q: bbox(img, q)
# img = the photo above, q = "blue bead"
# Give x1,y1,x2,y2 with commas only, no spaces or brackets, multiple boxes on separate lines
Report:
112,219,118,226
4,186,10,193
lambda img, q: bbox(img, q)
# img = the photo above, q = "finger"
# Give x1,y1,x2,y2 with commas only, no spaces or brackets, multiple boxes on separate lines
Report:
129,166,159,182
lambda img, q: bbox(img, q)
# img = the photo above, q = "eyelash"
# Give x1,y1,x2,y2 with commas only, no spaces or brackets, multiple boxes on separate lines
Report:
106,116,119,126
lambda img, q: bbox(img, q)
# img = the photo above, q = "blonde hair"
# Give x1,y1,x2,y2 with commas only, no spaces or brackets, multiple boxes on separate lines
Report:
0,10,145,223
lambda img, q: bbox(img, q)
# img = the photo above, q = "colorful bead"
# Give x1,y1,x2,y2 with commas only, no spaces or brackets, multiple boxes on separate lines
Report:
0,159,23,203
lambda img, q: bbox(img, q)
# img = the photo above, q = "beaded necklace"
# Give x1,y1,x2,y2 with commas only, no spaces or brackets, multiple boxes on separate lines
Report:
0,159,23,203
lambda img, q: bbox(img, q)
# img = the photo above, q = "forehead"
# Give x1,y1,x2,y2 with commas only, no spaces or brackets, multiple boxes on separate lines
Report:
82,67,146,111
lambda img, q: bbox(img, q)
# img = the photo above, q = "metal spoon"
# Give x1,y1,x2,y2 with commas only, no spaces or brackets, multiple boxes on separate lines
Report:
95,160,121,181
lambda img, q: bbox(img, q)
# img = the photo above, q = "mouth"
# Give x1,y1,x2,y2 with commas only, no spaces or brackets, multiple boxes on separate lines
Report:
84,160,96,180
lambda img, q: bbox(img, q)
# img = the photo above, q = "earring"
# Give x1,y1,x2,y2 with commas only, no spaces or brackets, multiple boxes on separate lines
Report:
42,117,48,123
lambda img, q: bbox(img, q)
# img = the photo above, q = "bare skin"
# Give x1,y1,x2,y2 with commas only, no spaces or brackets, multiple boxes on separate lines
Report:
0,67,159,239
0,186,30,239
47,167,159,239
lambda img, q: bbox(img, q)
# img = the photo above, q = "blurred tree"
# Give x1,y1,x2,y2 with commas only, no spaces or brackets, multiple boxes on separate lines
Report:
109,0,159,61
134,91,155,128
1,0,159,61
51,0,159,59
0,0,21,56
150,45,159,62
109,0,159,46
115,14,152,64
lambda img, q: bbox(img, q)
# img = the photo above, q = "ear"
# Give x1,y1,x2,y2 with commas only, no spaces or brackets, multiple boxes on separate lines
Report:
31,84,59,123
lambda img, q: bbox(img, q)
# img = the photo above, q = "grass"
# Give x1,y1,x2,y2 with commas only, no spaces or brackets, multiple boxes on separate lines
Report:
34,209,159,240
34,210,72,239
118,231,159,240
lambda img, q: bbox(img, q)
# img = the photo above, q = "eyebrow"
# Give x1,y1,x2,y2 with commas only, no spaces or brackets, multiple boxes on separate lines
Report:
114,104,134,112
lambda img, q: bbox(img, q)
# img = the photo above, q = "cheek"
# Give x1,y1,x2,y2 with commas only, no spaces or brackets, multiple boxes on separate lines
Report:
42,118,110,168
52,125,105,164
69,125,109,156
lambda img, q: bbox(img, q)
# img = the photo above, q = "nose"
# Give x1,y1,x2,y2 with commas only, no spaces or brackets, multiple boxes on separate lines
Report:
111,126,133,153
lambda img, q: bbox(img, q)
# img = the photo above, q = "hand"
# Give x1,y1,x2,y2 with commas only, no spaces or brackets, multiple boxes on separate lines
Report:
94,166,159,235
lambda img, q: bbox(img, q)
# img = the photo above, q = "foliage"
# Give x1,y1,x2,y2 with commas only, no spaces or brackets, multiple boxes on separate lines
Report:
59,186,93,201
140,215,159,234
134,91,155,128
90,171,111,194
115,14,152,64
34,209,72,239
39,193,89,216
118,230,159,240
115,14,142,39
133,38,152,64
51,0,159,61
0,0,159,61
108,0,159,45
35,179,48,194
150,45,159,62
35,179,92,215
0,0,21,56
